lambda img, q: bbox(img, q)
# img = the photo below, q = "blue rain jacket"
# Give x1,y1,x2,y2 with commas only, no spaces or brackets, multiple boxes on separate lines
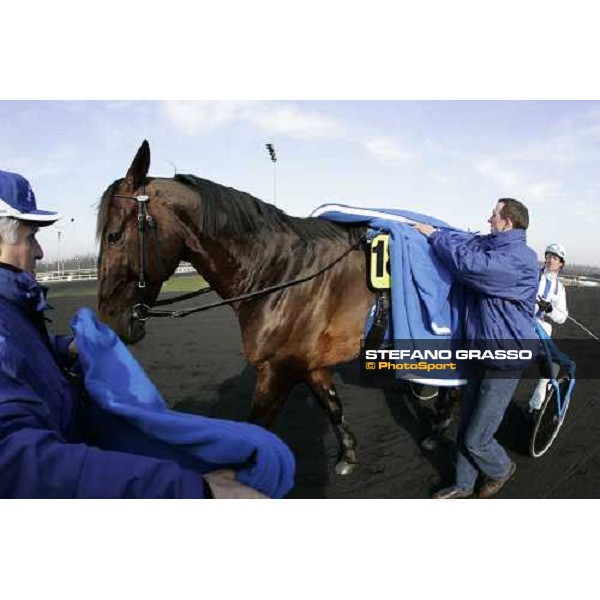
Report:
0,265,208,498
429,228,540,362
0,265,294,498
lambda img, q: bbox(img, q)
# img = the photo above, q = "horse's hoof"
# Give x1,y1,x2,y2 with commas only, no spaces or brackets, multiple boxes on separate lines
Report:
438,418,453,430
335,460,358,476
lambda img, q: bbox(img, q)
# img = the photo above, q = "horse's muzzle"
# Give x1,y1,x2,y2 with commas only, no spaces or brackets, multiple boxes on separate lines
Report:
125,313,147,344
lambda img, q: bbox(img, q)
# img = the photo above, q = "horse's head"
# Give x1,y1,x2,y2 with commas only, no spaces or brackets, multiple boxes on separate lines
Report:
96,140,186,344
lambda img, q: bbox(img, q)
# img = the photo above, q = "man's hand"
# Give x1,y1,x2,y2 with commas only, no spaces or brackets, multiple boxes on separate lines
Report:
537,297,553,314
68,339,78,358
413,222,437,237
204,469,269,499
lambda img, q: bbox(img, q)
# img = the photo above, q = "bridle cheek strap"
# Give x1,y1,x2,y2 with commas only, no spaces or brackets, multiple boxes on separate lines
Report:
113,192,152,290
136,195,149,289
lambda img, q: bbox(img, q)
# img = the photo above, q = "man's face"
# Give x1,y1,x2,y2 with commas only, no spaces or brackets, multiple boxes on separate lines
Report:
488,202,512,233
0,221,44,275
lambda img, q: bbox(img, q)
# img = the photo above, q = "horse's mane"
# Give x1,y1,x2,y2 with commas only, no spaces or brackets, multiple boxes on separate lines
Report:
96,174,364,244
174,174,363,243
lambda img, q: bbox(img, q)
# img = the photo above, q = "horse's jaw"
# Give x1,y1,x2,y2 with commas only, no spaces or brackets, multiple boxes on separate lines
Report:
124,316,147,345
100,311,147,345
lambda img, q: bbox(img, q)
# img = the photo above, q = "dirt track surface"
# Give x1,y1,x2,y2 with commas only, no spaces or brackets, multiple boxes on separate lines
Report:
49,284,600,498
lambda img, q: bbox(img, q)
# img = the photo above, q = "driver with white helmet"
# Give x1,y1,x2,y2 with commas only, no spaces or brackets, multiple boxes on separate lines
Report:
529,243,568,411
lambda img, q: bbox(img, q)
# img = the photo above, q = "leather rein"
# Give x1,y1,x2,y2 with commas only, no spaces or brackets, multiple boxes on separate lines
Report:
111,193,366,322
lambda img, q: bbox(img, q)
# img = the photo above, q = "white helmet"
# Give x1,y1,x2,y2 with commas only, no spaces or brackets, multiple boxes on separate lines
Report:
545,243,566,262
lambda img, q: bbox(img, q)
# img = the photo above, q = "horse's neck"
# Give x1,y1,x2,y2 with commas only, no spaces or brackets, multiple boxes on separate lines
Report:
169,186,348,299
185,229,333,301
181,227,279,299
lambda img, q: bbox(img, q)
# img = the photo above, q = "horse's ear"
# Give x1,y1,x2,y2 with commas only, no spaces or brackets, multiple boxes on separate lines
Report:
125,140,151,189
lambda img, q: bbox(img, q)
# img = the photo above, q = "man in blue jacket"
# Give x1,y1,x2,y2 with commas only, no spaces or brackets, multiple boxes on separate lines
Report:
0,169,266,498
415,198,539,499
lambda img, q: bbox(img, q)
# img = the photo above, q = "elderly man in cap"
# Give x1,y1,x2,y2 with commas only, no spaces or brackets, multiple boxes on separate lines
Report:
0,169,266,498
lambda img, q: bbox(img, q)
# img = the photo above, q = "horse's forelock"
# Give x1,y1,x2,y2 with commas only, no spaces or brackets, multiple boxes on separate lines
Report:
96,179,124,241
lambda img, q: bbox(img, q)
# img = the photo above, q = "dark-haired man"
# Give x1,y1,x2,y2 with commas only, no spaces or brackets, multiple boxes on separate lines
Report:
414,198,539,499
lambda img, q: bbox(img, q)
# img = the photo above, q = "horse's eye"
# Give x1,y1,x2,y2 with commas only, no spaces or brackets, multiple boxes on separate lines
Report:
107,232,121,244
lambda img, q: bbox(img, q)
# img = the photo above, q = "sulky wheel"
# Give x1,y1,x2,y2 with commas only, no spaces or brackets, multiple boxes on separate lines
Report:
529,384,569,458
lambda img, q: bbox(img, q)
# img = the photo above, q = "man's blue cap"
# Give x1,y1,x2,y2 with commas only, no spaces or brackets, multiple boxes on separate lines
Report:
0,170,61,225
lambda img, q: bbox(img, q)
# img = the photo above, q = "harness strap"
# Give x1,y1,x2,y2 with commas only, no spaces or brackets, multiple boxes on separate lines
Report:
112,189,367,321
364,290,391,350
152,285,214,307
133,234,367,320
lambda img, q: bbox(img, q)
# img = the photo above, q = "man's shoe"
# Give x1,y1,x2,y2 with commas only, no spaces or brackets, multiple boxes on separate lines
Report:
478,462,517,499
433,486,473,499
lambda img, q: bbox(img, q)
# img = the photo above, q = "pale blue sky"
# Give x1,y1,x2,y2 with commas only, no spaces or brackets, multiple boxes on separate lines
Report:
1,100,600,266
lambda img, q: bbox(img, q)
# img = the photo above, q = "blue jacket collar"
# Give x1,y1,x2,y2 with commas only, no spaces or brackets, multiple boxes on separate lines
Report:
484,228,527,248
0,263,49,313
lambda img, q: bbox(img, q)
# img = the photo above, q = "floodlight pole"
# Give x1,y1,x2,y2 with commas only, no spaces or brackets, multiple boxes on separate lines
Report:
266,143,277,206
55,218,75,278
272,159,277,206
57,231,62,277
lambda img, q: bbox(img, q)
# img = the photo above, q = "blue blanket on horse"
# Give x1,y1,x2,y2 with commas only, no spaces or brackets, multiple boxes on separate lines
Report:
313,204,467,385
72,308,295,498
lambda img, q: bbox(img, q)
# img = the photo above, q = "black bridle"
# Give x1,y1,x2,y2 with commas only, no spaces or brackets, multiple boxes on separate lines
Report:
111,191,199,316
110,191,367,322
112,192,153,290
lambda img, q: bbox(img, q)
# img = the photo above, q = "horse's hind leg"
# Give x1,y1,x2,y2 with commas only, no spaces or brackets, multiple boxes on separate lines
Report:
306,368,358,476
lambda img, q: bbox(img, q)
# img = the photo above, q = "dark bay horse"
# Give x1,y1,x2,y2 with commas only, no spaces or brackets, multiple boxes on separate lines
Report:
97,141,376,474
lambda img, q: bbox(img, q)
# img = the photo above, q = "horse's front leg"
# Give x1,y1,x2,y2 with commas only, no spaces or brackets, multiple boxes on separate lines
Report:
305,368,358,476
248,361,292,429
